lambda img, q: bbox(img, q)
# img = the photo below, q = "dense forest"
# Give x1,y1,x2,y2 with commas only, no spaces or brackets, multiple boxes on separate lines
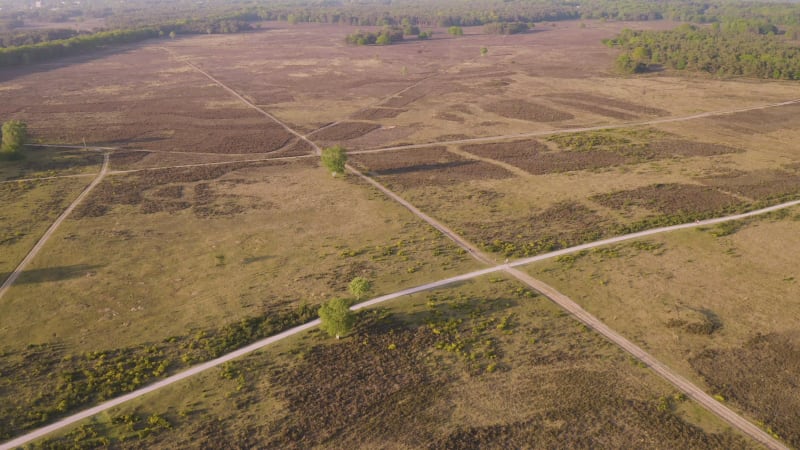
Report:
608,23,800,79
1,0,800,67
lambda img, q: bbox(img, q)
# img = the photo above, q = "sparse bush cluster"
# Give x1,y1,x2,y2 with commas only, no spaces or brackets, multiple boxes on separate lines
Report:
483,21,530,35
424,293,512,375
345,27,404,45
0,303,317,439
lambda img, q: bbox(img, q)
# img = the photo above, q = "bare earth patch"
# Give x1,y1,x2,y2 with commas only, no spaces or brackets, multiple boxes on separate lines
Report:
482,99,574,122
702,169,800,202
461,139,630,175
350,107,406,120
352,147,513,188
591,183,745,216
312,121,382,141
690,332,800,447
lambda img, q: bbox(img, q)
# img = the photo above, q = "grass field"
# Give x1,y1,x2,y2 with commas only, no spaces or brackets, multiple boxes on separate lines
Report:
525,209,800,446
29,277,756,449
1,17,799,448
0,158,479,438
0,176,95,275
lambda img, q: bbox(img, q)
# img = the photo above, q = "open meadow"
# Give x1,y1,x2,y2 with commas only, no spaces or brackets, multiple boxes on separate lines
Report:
1,17,799,448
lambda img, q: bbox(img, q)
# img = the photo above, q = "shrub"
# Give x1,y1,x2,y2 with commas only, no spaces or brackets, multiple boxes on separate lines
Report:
321,145,347,175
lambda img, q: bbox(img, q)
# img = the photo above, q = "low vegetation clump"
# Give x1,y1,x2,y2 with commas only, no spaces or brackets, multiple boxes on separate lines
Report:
447,26,464,36
267,313,445,448
471,202,610,257
591,183,745,217
1,120,27,160
321,145,347,176
483,22,530,35
690,332,800,447
0,304,318,439
345,27,404,45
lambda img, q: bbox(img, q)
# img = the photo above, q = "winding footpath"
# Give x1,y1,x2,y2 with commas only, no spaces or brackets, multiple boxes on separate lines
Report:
0,153,109,302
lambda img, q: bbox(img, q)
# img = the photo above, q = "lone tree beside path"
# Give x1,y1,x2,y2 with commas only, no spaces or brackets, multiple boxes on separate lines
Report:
1,119,28,160
318,297,356,339
321,145,347,176
348,276,372,300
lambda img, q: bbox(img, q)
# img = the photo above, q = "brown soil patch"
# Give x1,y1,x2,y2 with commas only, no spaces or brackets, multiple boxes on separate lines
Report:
548,98,638,120
312,122,382,141
461,140,629,175
74,160,295,218
647,140,742,157
549,93,669,116
690,332,800,447
379,82,464,109
0,50,296,154
482,99,574,122
109,151,149,167
436,112,466,123
702,169,800,202
467,201,614,257
351,147,513,188
707,103,800,134
350,107,406,120
591,183,744,216
266,319,445,448
431,369,747,450
269,138,316,157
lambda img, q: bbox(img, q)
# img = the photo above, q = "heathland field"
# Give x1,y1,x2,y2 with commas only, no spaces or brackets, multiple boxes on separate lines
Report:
0,18,798,448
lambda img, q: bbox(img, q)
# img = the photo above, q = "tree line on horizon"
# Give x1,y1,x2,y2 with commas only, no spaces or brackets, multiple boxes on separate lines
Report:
1,0,799,68
609,22,800,79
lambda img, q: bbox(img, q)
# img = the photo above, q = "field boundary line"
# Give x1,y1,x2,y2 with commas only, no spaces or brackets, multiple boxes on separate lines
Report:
352,98,800,155
3,197,798,448
0,153,110,302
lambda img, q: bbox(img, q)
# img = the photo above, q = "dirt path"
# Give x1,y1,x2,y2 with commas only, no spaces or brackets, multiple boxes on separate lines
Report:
347,167,794,449
0,153,109,302
155,47,322,156
5,198,798,449
506,268,788,450
346,163,495,265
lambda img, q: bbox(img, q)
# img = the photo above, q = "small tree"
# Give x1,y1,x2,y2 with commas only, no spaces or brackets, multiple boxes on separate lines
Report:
348,277,372,301
480,47,488,56
318,298,355,339
321,145,347,176
1,120,27,159
448,26,463,36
